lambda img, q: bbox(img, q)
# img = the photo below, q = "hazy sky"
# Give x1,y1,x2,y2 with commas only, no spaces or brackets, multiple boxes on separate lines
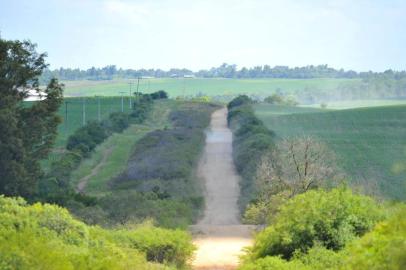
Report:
1,0,405,71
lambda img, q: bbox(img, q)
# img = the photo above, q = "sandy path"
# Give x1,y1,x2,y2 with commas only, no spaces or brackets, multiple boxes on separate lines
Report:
191,108,255,270
76,146,114,193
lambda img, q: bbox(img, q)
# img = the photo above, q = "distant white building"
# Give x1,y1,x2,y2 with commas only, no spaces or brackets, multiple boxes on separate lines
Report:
24,89,47,101
183,74,195,78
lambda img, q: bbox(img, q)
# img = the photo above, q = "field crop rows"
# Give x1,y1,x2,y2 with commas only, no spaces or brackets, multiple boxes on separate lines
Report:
254,103,406,200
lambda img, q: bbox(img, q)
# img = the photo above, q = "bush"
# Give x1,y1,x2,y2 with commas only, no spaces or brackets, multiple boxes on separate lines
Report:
0,195,193,269
131,96,153,123
96,190,194,228
249,188,385,260
115,224,195,268
107,112,130,132
227,94,252,110
239,256,309,270
264,94,284,105
150,90,168,100
341,206,406,270
240,206,406,270
66,121,108,156
227,98,275,210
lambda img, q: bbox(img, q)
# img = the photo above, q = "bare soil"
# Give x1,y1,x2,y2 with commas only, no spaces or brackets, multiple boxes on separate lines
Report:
191,108,255,270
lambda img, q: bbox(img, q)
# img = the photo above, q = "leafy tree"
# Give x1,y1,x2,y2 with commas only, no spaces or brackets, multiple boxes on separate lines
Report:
0,39,63,197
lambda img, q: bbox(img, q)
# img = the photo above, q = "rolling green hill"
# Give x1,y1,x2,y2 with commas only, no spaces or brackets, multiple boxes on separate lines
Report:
254,103,406,200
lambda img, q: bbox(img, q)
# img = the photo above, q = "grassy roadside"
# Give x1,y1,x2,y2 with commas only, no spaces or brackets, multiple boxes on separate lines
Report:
69,100,176,196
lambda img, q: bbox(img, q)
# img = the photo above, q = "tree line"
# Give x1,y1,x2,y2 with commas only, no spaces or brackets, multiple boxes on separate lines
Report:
40,63,406,82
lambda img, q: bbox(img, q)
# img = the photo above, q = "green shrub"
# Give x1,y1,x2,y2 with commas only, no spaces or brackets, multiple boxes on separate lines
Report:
150,90,168,100
227,98,275,210
341,206,406,270
295,246,343,270
114,224,195,268
249,188,385,260
227,95,252,110
66,121,108,156
0,195,192,269
239,256,309,270
96,190,193,228
107,112,130,133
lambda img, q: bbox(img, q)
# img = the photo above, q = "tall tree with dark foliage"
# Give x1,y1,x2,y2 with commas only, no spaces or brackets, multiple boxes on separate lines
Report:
0,38,63,197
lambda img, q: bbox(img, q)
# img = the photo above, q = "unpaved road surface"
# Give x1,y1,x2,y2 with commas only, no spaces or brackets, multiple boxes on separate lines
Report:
191,108,255,270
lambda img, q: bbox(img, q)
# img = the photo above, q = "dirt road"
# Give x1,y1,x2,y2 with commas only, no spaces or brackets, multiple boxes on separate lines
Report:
191,108,254,270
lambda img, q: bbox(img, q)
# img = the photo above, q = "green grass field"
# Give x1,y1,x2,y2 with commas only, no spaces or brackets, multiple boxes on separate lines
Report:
62,78,360,98
301,99,406,110
254,103,406,200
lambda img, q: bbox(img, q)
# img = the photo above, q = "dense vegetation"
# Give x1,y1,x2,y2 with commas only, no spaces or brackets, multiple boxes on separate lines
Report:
0,196,195,269
227,96,275,210
255,103,406,200
239,188,406,270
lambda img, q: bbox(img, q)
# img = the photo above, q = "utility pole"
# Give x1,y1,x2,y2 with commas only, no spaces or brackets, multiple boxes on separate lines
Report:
97,96,101,121
82,97,86,126
128,81,133,109
119,92,126,112
136,77,140,101
65,101,69,132
183,77,186,98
